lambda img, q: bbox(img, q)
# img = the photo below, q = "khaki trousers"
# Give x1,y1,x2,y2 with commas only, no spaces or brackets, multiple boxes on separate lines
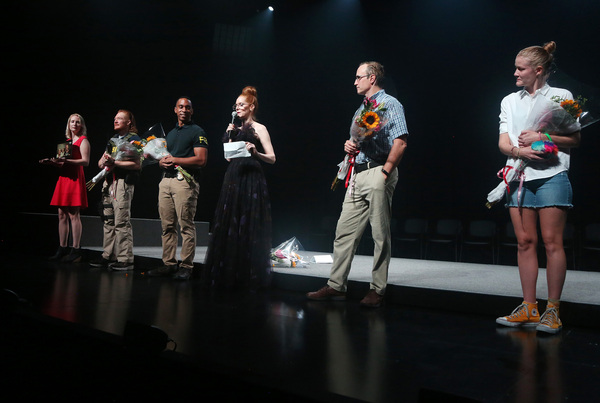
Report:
327,166,398,295
158,177,199,270
101,179,135,263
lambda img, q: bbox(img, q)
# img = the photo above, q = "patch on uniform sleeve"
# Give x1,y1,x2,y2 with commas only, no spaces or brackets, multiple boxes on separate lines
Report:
198,136,209,146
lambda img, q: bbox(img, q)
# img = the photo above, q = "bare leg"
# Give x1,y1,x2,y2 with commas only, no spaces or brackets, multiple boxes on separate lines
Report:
68,207,82,249
538,207,568,301
510,207,539,303
58,207,70,247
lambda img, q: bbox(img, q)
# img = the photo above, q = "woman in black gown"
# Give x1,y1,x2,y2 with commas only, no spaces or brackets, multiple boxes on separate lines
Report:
204,86,276,289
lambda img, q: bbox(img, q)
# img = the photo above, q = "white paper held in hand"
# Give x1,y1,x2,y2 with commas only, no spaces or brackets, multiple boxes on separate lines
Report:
224,141,251,159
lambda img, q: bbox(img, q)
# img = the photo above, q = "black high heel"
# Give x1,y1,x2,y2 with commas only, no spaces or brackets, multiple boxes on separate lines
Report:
48,246,69,261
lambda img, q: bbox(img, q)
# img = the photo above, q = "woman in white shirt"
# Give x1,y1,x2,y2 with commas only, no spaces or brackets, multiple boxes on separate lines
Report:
495,41,581,334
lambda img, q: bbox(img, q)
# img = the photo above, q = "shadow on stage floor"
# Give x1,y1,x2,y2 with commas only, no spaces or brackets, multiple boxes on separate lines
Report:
1,213,599,402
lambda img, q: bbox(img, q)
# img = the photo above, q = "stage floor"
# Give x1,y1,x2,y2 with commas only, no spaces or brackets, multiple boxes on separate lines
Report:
2,241,599,402
112,245,600,307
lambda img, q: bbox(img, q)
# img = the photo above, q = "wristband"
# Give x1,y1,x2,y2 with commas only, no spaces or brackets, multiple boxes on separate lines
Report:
544,132,552,141
381,168,390,177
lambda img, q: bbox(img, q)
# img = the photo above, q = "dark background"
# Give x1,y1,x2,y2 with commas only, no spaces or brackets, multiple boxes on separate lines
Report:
4,0,600,249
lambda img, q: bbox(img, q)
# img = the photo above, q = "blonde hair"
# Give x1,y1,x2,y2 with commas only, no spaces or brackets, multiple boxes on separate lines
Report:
64,113,88,140
360,61,385,86
517,41,557,78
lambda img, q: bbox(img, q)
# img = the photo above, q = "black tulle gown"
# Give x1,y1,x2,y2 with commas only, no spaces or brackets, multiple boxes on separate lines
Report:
203,124,272,289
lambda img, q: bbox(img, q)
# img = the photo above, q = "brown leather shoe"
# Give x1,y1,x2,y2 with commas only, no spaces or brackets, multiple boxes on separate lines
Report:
360,289,384,308
306,286,346,301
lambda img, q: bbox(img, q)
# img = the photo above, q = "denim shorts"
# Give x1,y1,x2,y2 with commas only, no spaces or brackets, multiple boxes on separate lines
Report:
506,171,573,208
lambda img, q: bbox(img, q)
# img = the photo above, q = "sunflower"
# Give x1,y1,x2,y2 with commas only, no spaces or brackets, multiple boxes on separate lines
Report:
361,111,380,130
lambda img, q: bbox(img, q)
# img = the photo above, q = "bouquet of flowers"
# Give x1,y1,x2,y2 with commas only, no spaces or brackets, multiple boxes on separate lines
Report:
531,139,558,158
142,137,194,183
331,97,388,191
86,137,141,190
552,95,586,120
270,237,308,268
130,135,156,163
485,95,582,208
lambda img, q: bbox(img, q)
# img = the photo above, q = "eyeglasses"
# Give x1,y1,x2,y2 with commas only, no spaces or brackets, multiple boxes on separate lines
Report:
355,74,370,81
232,103,247,110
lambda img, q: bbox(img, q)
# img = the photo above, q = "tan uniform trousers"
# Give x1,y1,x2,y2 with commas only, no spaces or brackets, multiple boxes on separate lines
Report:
327,166,398,295
158,177,199,270
101,179,135,264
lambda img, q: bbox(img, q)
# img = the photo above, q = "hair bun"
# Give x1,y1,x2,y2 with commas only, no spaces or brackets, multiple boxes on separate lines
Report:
242,86,257,97
543,41,557,54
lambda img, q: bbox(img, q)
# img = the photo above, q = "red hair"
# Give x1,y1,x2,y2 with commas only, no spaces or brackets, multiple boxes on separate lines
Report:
117,109,139,134
240,86,258,114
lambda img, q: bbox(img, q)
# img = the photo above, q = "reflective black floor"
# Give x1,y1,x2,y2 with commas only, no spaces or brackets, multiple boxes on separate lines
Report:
1,248,599,403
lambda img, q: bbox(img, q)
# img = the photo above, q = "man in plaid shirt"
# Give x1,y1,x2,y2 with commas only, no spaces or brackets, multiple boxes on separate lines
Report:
308,61,409,308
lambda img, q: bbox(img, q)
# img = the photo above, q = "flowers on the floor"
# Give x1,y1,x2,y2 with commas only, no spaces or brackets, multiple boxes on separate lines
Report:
332,97,388,191
271,237,308,268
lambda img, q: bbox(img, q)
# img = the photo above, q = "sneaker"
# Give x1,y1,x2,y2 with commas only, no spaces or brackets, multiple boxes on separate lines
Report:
62,248,83,263
173,267,192,280
360,289,384,308
496,301,540,328
306,286,346,301
146,265,178,277
109,261,134,271
48,246,69,261
89,257,115,268
536,307,562,334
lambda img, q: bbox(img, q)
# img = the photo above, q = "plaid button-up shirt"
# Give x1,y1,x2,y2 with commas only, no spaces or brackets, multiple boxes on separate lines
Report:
352,89,409,164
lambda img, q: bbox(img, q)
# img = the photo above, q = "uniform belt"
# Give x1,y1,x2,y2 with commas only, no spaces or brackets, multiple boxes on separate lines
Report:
163,171,178,178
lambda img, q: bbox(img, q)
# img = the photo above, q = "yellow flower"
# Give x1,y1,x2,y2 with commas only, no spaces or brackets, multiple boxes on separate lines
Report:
560,99,583,118
361,111,380,130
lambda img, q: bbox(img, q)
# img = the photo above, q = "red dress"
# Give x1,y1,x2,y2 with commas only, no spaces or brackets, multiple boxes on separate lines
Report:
50,136,88,208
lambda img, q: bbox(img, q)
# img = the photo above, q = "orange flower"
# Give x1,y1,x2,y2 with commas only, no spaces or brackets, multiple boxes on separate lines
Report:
554,96,586,119
361,111,380,130
560,99,583,118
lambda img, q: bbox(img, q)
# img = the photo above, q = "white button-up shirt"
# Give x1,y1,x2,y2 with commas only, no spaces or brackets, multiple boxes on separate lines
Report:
499,84,575,181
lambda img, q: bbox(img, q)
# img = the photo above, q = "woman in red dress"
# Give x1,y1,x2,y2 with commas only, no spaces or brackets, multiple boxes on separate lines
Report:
40,113,91,262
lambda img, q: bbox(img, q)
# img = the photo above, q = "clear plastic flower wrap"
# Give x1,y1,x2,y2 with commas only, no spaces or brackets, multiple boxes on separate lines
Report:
142,137,194,184
531,140,558,157
86,138,141,190
270,237,308,268
142,137,170,160
332,97,389,191
486,95,582,208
